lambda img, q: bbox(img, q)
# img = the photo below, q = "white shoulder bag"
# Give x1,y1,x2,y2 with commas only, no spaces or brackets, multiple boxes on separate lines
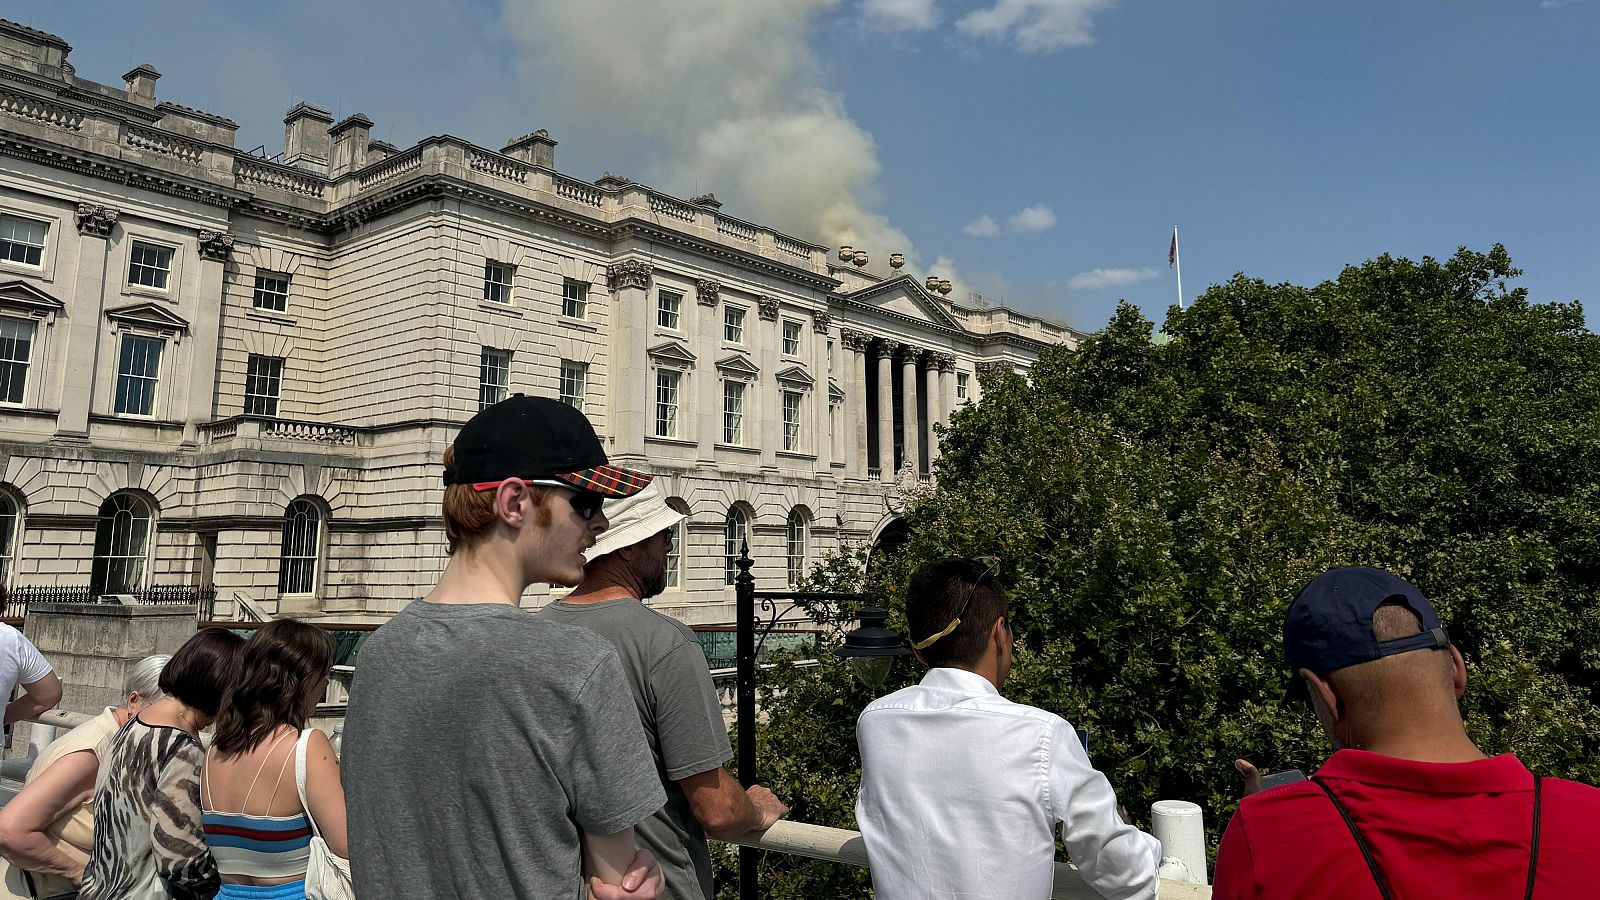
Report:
295,729,357,900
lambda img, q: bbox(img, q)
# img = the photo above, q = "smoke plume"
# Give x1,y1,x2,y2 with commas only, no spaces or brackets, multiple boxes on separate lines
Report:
502,0,917,275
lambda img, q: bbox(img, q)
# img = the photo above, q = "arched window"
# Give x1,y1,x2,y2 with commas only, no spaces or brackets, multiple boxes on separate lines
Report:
723,505,750,586
665,498,690,590
786,509,809,587
279,497,324,595
0,487,20,589
91,493,155,595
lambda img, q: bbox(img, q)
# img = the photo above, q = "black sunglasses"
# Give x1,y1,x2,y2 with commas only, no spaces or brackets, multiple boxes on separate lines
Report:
564,489,605,521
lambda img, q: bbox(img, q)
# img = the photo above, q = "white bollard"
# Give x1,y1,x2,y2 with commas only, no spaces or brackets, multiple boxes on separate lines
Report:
1151,799,1208,885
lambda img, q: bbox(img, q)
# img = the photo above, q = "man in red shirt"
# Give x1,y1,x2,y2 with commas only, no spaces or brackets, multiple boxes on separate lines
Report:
1213,567,1600,899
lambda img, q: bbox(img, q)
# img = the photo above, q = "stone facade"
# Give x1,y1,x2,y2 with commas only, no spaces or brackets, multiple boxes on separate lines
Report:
0,20,1079,625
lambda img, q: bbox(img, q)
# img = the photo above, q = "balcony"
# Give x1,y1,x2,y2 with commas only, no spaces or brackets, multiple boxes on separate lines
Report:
199,415,361,447
0,585,217,621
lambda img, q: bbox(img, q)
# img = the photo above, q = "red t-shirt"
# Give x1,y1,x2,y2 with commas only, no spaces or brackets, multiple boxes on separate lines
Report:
1213,750,1600,899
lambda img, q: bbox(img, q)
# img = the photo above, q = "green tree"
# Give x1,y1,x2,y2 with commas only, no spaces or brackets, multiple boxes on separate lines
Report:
719,246,1600,896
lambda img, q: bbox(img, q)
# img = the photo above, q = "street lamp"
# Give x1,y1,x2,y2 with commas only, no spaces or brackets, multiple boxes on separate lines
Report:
833,605,913,689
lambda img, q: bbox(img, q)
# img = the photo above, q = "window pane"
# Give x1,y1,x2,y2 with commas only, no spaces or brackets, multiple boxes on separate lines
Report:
244,354,285,417
279,499,323,594
91,494,152,595
658,291,681,329
723,381,744,445
559,361,586,409
562,279,588,318
787,512,807,586
782,390,801,451
484,261,514,304
723,307,744,343
782,322,801,355
0,318,34,404
724,508,749,586
656,370,680,437
480,348,511,410
115,336,163,416
0,216,46,267
128,242,173,290
664,500,687,589
252,271,290,312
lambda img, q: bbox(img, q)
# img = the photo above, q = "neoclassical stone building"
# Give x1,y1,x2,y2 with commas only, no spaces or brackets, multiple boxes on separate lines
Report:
0,20,1078,624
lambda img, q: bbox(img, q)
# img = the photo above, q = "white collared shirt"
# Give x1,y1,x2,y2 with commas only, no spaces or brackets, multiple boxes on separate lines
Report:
855,667,1161,900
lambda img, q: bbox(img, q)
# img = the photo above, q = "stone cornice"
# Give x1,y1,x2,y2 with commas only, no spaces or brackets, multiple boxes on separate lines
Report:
0,133,242,209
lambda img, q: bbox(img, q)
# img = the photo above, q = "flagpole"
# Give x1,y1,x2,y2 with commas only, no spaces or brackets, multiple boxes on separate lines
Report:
1173,225,1184,309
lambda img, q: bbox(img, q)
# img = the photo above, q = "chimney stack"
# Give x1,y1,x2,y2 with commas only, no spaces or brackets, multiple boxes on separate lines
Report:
502,129,557,169
328,113,374,178
283,103,334,173
123,65,160,106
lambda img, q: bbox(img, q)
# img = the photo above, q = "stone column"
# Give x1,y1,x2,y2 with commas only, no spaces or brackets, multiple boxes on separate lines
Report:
937,353,956,432
608,260,654,458
924,353,942,464
842,330,870,478
900,347,920,477
695,279,722,460
183,230,233,445
812,311,833,468
56,204,119,441
874,341,898,481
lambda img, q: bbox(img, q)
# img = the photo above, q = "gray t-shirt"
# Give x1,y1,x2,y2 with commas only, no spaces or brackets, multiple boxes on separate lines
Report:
539,598,733,900
344,600,666,900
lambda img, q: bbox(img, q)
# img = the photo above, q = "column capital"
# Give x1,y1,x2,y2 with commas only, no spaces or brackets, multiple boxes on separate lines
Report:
607,259,652,292
756,296,780,320
696,279,721,307
933,352,958,373
812,310,833,334
840,329,872,352
75,203,118,238
873,339,902,359
198,230,234,262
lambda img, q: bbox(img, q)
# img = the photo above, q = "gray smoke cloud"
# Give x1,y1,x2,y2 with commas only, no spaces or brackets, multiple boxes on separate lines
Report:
501,0,918,275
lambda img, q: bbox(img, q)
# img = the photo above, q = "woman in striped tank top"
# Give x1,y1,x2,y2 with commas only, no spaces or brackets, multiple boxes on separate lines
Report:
201,620,347,900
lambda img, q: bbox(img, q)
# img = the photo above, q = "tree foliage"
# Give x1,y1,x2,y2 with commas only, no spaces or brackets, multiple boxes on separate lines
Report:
718,246,1600,896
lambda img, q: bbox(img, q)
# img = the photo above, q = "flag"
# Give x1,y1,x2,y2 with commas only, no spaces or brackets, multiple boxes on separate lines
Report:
1168,230,1177,268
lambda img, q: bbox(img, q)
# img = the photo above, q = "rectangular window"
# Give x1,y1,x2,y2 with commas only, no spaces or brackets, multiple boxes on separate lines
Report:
562,278,588,319
0,318,34,404
252,271,290,312
484,261,514,304
479,347,511,410
723,306,745,344
658,290,682,330
0,215,47,267
128,241,174,290
782,390,802,452
957,372,970,400
655,369,681,438
243,354,285,417
827,339,834,373
722,380,745,445
782,321,802,356
114,335,163,416
559,360,587,410
664,512,685,589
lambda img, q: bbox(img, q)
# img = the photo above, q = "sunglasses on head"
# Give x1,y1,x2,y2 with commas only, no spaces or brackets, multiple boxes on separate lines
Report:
469,477,606,521
912,555,1001,651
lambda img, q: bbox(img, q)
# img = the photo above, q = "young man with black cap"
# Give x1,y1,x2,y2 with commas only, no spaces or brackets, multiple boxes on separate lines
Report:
1214,566,1600,899
344,396,669,900
540,481,790,900
855,559,1160,900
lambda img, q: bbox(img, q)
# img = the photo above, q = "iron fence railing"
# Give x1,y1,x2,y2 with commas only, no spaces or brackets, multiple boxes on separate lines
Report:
0,586,217,620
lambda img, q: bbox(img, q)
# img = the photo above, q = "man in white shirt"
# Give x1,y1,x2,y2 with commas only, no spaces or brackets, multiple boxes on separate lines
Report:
855,558,1160,900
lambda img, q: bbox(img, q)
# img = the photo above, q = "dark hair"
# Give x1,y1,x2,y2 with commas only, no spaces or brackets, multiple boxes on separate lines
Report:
906,558,1009,668
211,618,336,754
159,627,246,718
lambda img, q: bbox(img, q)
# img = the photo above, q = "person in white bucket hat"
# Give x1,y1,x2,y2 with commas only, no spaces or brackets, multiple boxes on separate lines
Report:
539,481,789,900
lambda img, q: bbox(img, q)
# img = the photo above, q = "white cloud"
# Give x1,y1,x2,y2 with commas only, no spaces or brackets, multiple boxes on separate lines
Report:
1067,267,1158,290
956,0,1118,52
962,214,1000,237
1540,0,1594,8
1008,204,1057,232
859,0,940,31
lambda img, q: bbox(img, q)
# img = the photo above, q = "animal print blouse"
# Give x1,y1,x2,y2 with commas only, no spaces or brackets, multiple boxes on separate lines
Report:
78,717,220,900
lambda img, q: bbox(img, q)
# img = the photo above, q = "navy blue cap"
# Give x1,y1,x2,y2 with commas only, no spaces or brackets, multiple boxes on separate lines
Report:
1284,567,1451,676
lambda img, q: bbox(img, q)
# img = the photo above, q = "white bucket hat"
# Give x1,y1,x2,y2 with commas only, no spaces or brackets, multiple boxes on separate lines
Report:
584,479,686,562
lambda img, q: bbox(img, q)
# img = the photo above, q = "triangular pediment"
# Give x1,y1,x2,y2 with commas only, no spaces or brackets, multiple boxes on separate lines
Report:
829,380,846,403
841,275,961,330
774,365,815,387
647,340,697,366
0,280,65,318
715,353,760,378
105,302,190,334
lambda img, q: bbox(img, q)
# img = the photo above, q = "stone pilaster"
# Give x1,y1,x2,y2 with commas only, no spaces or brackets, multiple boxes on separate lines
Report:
56,204,119,441
183,231,232,445
607,261,653,458
875,340,899,481
842,330,870,478
924,353,942,465
900,348,920,477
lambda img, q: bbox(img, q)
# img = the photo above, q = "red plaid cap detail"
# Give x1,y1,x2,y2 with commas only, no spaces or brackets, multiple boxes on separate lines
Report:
555,465,652,497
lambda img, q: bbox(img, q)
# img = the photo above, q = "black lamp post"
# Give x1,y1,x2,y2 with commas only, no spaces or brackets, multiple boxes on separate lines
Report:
732,543,910,900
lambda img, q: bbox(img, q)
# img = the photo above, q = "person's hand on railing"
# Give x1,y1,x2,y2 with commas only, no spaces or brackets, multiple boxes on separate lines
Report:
748,785,790,832
587,847,663,900
1234,759,1263,797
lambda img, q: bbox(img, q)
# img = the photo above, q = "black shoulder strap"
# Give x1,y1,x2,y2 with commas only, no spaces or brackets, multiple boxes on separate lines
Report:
1312,777,1394,900
1525,774,1543,900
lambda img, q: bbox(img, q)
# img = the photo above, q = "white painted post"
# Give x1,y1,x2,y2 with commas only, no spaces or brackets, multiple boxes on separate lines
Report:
1152,799,1208,885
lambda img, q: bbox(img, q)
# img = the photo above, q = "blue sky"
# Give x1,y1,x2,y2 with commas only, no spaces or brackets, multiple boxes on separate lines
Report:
10,0,1598,332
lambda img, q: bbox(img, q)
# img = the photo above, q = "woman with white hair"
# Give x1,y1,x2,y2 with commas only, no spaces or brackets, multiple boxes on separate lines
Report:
0,654,171,900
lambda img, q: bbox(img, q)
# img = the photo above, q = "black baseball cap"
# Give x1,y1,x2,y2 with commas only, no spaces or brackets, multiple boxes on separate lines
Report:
1284,566,1450,677
441,395,651,497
